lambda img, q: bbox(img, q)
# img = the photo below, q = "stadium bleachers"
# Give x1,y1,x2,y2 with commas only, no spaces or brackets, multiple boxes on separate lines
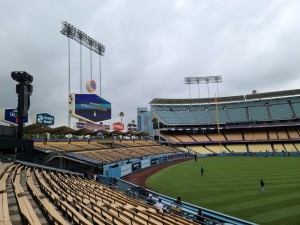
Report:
151,94,300,125
248,144,273,153
0,163,202,225
226,144,248,153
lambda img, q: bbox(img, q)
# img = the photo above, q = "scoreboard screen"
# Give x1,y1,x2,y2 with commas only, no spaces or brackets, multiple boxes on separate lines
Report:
69,94,111,123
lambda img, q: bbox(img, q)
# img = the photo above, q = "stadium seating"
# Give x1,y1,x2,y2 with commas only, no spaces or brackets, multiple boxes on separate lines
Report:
243,130,268,141
226,144,248,153
248,144,273,153
0,163,201,225
152,95,300,125
284,143,298,152
224,131,243,141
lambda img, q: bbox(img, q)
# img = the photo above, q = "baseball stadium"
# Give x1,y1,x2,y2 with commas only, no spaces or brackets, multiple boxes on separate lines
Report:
1,83,300,225
1,24,300,225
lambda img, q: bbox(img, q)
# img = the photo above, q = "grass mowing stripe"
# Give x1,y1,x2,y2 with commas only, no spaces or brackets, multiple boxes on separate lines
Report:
248,204,300,224
146,157,300,225
220,191,300,211
231,197,300,218
200,190,259,203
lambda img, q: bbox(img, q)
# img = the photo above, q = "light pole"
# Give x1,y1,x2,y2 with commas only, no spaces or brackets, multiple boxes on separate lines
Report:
60,21,106,127
184,75,222,98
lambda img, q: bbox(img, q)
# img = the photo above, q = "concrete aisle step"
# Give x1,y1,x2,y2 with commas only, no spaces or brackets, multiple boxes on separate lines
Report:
7,170,22,225
31,169,72,224
20,168,48,225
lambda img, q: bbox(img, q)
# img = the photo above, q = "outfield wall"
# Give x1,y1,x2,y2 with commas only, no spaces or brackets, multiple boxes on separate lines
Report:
104,152,186,178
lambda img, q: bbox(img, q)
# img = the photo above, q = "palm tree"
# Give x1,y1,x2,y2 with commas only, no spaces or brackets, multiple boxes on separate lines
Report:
119,112,125,123
151,117,158,129
151,117,158,139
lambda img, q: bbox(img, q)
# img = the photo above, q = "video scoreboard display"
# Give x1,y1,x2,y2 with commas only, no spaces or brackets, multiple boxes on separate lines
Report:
69,93,111,123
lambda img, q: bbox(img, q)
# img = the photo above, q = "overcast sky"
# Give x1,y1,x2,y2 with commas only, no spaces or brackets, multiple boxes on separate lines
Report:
0,0,300,128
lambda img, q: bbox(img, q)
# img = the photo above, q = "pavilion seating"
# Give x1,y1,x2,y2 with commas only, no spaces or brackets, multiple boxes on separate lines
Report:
224,131,243,141
243,130,268,141
293,143,300,151
205,145,230,153
284,144,298,152
188,146,214,154
288,129,300,138
248,105,269,121
227,108,247,123
192,111,214,124
248,144,273,153
276,129,288,139
273,144,285,152
206,133,226,141
161,133,182,143
189,133,210,142
268,130,278,139
226,144,248,153
269,104,293,120
175,111,198,124
292,102,300,117
173,134,195,142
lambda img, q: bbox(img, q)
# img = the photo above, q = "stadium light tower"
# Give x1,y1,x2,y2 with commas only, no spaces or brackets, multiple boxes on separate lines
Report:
184,75,222,98
60,21,106,127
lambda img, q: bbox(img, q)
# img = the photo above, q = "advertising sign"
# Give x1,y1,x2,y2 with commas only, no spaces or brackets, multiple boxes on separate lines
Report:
127,123,137,131
36,113,54,126
121,164,132,177
69,93,111,123
76,122,110,130
150,158,159,166
141,159,151,169
131,162,141,172
114,122,124,131
1,109,28,124
159,156,167,163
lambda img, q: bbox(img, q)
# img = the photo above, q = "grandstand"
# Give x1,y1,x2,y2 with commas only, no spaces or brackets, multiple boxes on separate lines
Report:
1,89,299,225
149,89,300,155
1,162,211,225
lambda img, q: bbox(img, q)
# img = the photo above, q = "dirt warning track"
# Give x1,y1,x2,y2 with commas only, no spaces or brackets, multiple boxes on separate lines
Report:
122,158,192,189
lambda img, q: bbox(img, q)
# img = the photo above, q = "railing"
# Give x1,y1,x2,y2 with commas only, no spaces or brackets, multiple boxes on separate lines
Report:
96,175,258,225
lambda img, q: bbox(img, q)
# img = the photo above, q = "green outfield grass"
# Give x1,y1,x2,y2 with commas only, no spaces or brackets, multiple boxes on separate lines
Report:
146,156,300,225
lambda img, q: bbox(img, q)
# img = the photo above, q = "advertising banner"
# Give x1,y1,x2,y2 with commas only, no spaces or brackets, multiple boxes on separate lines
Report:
159,156,167,163
131,162,141,172
120,164,132,177
150,158,159,166
114,122,124,131
36,113,54,126
141,159,151,169
76,122,110,130
1,109,28,124
127,123,137,131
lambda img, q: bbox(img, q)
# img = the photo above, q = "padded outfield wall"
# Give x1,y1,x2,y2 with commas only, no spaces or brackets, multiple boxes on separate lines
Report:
103,152,186,178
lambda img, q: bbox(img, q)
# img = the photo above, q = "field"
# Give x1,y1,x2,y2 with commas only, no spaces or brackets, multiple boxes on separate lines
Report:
145,157,300,225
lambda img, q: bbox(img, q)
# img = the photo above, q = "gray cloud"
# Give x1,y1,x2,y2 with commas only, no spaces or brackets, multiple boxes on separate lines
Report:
1,0,299,128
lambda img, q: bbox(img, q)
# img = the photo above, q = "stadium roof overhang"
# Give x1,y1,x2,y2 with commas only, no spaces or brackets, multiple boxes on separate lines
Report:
150,96,245,105
73,128,94,136
149,89,300,105
24,124,53,134
48,126,75,135
245,89,300,100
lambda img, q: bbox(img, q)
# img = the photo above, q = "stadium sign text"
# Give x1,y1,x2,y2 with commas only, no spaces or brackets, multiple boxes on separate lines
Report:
36,113,54,126
1,108,28,124
114,122,124,131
